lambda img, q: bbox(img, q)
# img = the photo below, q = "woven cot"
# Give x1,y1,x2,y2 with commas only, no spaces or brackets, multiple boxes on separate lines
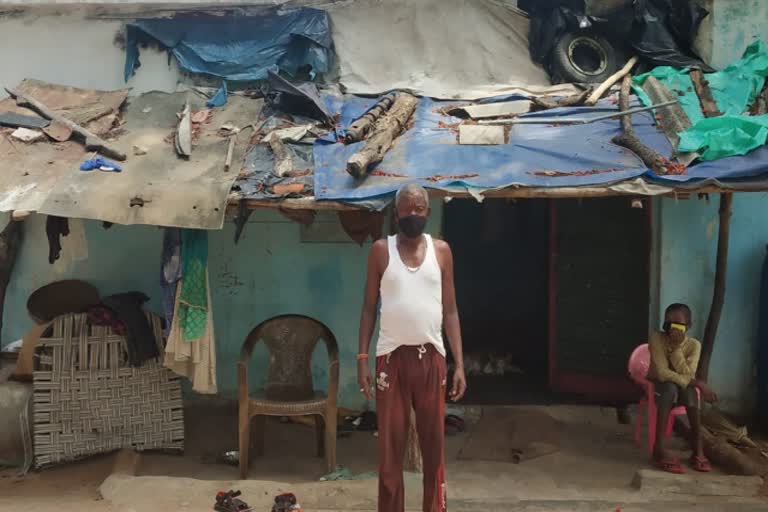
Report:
32,313,184,468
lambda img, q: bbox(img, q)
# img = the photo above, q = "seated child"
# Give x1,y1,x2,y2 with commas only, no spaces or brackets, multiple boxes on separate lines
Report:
648,303,715,474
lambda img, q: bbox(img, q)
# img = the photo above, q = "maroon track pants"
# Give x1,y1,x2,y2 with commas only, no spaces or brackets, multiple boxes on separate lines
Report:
376,344,447,512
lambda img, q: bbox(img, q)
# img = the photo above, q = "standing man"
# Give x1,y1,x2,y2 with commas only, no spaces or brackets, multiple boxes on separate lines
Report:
357,184,466,512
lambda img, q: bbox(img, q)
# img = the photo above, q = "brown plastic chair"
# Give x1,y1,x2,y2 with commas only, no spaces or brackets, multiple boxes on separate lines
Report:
238,314,339,479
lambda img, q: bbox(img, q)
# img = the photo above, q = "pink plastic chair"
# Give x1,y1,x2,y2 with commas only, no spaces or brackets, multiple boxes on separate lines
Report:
628,343,698,454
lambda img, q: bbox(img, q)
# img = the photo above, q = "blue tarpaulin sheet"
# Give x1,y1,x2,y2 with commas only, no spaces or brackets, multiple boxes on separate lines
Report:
313,95,768,202
125,9,333,83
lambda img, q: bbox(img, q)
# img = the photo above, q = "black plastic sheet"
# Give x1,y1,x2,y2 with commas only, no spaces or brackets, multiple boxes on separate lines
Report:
528,0,712,76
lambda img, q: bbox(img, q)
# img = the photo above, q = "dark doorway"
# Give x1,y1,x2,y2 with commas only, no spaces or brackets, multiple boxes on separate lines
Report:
549,197,650,402
444,197,650,405
444,198,550,404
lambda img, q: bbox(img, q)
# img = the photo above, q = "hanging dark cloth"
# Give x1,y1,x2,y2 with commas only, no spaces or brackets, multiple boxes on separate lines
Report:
160,228,182,337
338,210,385,245
100,292,159,367
45,216,69,264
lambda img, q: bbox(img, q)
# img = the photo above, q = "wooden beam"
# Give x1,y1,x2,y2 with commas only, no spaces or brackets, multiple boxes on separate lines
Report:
0,219,23,340
232,197,364,212
698,192,733,381
5,88,127,161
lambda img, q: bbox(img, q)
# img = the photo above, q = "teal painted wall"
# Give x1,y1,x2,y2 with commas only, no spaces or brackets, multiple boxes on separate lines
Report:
709,0,768,68
658,193,768,415
1,205,443,409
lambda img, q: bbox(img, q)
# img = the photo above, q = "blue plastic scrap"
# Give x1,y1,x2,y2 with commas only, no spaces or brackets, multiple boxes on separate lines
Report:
312,94,768,202
206,81,228,108
124,9,333,83
80,157,123,172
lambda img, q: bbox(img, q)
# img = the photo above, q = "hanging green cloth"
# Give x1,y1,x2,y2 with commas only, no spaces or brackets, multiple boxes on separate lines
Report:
178,229,209,342
633,40,768,161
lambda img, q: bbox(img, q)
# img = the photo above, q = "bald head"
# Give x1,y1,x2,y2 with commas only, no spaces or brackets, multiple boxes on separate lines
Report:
395,184,429,207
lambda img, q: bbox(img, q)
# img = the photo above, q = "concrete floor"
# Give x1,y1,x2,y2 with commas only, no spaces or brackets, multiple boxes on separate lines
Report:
2,403,766,512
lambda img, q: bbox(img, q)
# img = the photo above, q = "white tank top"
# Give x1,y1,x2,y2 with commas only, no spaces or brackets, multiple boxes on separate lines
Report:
376,234,446,357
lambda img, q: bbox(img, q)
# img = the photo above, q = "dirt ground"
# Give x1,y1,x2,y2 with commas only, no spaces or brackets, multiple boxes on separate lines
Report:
1,404,765,512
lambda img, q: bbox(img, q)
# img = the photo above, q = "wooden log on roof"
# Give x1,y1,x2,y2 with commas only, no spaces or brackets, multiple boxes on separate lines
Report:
530,90,590,111
345,93,396,144
611,74,673,175
690,69,723,118
5,87,127,161
346,92,418,179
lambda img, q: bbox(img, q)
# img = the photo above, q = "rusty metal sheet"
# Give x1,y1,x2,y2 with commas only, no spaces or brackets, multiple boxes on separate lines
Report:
38,92,263,229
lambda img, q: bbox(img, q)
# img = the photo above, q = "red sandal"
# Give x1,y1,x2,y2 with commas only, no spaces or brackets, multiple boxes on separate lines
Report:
656,458,686,474
690,455,712,473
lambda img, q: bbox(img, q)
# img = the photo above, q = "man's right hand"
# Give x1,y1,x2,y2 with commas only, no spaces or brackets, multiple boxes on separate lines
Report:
358,360,373,401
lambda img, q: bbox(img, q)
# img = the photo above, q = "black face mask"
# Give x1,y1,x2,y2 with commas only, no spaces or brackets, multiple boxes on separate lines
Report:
398,215,427,238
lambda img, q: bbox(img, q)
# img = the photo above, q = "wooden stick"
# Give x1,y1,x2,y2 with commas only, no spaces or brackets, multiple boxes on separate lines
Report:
612,74,671,175
749,83,768,115
269,137,293,177
5,88,127,161
698,192,733,381
347,92,418,178
585,56,639,106
690,69,723,118
0,220,23,340
345,93,396,144
224,135,236,172
530,90,590,111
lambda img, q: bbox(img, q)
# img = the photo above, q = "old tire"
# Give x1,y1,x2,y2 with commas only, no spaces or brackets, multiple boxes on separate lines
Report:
550,31,619,84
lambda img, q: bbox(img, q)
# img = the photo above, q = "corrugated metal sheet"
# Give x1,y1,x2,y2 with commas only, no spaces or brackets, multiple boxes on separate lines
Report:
0,81,262,229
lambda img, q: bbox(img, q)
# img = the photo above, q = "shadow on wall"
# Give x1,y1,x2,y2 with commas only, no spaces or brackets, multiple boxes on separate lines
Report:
1,204,444,409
